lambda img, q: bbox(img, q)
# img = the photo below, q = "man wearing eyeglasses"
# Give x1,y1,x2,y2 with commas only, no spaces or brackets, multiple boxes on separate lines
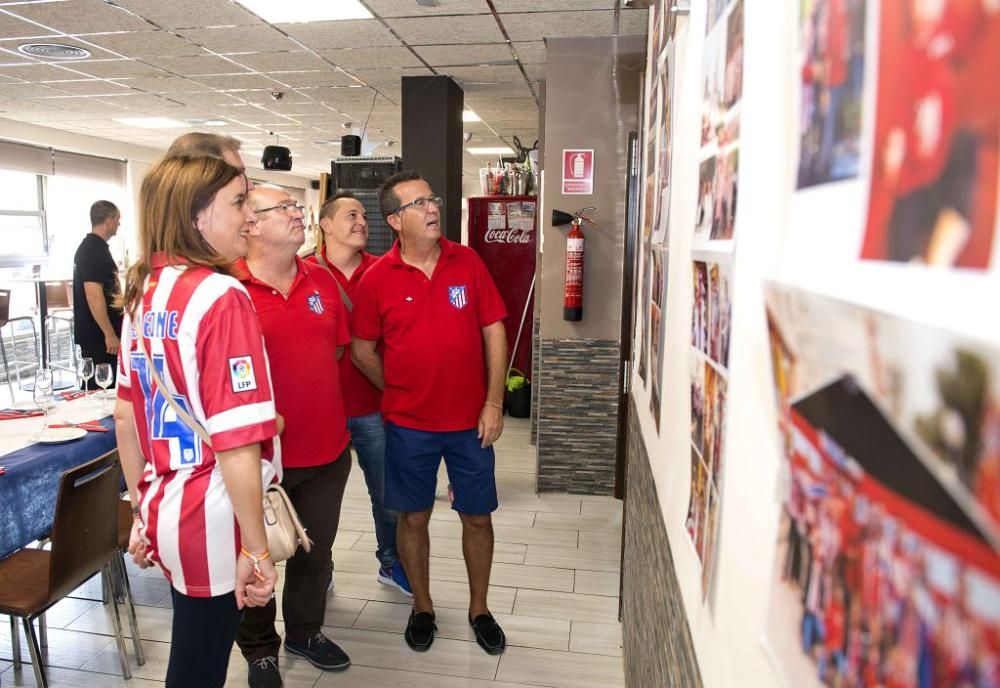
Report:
352,171,509,656
232,185,353,688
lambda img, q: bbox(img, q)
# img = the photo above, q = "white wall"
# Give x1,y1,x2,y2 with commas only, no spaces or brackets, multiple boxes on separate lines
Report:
0,117,320,264
628,2,999,687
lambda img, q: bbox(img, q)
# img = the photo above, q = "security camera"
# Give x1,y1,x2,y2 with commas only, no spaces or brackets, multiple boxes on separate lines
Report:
463,132,473,142
342,121,353,129
270,91,284,101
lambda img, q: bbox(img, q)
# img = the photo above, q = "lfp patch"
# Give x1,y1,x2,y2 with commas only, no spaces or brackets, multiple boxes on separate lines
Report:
228,356,258,393
448,285,468,310
307,292,324,315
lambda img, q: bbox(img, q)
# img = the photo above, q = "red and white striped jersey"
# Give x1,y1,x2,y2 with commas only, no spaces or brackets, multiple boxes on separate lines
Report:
118,255,281,597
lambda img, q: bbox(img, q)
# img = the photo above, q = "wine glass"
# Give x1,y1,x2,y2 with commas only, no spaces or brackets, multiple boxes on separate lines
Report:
77,357,94,393
95,363,113,409
32,369,54,434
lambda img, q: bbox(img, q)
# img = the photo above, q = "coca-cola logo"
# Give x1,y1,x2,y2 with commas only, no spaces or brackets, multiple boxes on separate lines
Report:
485,228,533,244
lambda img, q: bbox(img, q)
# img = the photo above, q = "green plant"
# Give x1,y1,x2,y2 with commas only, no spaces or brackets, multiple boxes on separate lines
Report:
506,370,528,393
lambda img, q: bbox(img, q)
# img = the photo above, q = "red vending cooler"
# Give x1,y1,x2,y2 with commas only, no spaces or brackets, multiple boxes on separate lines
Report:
467,195,537,380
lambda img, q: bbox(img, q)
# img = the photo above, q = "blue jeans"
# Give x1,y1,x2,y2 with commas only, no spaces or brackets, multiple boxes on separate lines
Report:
348,412,399,568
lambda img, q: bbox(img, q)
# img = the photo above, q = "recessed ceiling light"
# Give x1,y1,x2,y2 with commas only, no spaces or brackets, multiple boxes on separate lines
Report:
188,118,228,126
114,117,187,129
17,43,91,61
462,110,480,122
467,146,514,155
235,0,371,23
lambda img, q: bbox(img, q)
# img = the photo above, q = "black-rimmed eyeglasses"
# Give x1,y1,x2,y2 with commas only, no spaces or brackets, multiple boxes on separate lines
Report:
388,195,444,215
254,201,305,215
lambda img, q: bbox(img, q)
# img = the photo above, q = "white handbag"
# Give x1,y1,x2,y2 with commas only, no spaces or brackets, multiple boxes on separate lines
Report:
135,333,311,562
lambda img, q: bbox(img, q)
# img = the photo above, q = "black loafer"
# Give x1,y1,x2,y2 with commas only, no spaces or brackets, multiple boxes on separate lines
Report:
405,609,437,652
469,612,506,655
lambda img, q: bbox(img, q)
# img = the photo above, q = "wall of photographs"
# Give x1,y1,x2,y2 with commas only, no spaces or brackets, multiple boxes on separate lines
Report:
627,1,999,687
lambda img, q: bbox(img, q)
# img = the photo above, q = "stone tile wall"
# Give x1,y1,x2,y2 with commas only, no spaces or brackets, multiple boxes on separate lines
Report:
536,337,620,494
622,397,703,687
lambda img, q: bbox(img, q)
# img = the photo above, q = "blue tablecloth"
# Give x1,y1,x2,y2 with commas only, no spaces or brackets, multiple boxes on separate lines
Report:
0,416,117,560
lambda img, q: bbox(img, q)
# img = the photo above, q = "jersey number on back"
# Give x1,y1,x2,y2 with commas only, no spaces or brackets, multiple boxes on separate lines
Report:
131,352,203,469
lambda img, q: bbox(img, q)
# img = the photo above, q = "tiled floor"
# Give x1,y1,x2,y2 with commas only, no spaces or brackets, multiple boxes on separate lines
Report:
0,418,625,687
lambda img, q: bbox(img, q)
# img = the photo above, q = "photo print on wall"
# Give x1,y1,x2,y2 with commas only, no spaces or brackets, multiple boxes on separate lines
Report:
695,0,744,250
764,283,1000,688
687,258,733,597
796,0,867,189
860,0,999,268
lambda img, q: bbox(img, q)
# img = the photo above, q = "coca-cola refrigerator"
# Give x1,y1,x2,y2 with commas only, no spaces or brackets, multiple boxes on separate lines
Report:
467,195,536,379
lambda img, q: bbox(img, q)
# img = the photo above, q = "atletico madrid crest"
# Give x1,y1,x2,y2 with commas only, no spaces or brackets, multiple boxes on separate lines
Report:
307,292,324,314
448,285,468,310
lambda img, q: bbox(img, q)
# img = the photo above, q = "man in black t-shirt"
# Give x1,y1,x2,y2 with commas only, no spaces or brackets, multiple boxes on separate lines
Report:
72,200,123,388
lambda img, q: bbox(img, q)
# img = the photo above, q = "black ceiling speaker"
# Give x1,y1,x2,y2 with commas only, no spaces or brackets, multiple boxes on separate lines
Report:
341,135,362,157
262,145,292,171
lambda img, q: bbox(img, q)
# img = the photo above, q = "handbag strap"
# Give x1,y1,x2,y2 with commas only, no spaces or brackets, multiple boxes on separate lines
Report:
313,252,353,312
134,329,213,446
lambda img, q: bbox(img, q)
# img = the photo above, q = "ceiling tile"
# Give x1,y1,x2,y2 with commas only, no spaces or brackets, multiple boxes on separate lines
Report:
178,25,299,54
227,50,331,73
147,54,251,75
493,0,615,10
81,30,204,58
511,40,545,63
0,61,85,81
265,70,358,88
365,0,488,17
463,81,535,98
167,90,243,107
113,93,190,111
349,65,433,89
500,10,615,41
443,64,524,83
111,0,263,30
116,75,214,93
0,81,66,98
280,20,400,50
7,0,153,34
0,97,70,115
41,78,134,96
0,10,59,39
317,47,422,70
74,58,170,79
413,43,512,67
523,63,543,81
191,73,283,90
385,15,503,45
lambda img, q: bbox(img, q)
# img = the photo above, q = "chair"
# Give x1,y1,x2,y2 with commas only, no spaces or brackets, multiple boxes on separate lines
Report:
0,288,40,404
0,451,132,687
113,498,145,665
43,281,75,378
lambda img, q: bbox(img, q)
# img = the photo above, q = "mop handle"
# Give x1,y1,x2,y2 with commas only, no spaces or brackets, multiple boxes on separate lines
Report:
507,274,537,379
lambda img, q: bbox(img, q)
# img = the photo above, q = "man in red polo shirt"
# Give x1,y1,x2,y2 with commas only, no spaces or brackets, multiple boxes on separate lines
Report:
307,192,412,596
352,171,508,656
234,184,352,688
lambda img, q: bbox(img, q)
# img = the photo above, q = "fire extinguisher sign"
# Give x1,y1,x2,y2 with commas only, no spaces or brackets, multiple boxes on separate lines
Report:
561,149,594,195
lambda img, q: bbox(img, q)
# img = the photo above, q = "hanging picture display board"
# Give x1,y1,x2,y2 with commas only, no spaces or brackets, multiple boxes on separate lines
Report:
635,2,677,433
763,282,1000,688
686,0,744,599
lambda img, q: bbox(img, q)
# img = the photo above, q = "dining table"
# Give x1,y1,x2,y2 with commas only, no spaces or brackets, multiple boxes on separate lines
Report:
0,393,118,561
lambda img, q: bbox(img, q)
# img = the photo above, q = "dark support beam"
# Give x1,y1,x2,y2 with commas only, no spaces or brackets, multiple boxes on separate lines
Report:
401,75,463,243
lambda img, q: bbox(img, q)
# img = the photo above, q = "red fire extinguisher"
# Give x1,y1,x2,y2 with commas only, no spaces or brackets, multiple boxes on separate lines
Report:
553,207,596,322
564,219,584,321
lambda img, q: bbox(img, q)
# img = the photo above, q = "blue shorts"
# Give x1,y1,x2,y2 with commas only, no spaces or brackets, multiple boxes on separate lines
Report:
384,422,498,515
